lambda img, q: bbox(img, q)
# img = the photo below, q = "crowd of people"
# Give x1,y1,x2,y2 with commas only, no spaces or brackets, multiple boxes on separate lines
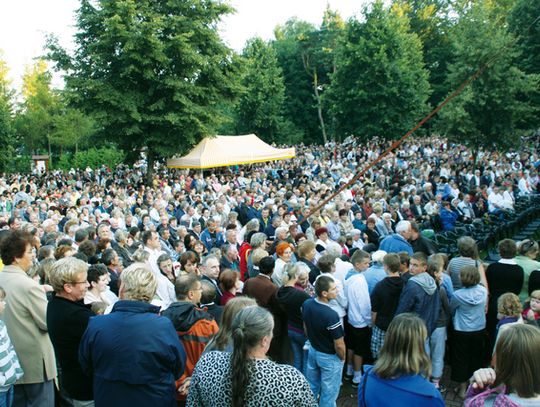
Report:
0,136,538,406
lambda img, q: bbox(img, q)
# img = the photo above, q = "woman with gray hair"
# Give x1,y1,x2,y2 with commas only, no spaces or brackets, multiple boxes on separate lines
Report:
47,257,94,405
188,306,316,407
447,236,487,290
79,263,186,407
515,239,540,302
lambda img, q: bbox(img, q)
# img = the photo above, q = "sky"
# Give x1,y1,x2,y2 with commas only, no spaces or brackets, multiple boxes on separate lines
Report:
0,0,366,92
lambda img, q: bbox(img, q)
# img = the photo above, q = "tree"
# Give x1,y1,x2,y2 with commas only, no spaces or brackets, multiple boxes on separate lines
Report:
326,1,430,141
273,19,320,143
235,37,294,143
437,0,539,156
15,60,59,156
46,0,238,183
0,51,16,172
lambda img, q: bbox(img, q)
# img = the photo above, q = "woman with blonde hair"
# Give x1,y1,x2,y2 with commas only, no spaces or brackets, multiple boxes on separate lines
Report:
358,313,444,406
465,324,540,406
205,296,257,352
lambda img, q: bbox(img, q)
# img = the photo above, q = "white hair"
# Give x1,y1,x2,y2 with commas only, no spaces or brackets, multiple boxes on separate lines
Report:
395,221,411,234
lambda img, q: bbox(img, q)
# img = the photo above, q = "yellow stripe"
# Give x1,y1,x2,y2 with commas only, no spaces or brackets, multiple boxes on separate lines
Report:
167,154,296,169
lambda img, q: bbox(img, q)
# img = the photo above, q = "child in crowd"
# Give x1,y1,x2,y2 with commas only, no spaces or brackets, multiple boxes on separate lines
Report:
450,266,488,399
522,290,540,327
496,293,523,343
0,287,24,404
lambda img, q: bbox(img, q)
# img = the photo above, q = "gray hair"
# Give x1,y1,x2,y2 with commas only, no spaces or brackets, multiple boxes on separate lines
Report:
250,232,267,249
245,218,260,233
395,221,411,234
120,263,157,302
201,255,219,268
49,257,89,293
115,229,128,243
275,226,288,238
281,263,299,285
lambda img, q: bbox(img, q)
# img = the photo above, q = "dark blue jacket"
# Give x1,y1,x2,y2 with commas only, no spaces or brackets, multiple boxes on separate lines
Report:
358,367,444,407
79,301,186,407
395,273,441,335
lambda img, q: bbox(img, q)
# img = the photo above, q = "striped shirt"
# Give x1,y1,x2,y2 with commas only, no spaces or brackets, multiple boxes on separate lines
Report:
0,320,23,390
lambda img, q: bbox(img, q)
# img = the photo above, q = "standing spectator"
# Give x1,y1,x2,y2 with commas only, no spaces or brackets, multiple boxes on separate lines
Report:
317,254,347,322
450,266,488,399
200,255,223,304
447,236,487,290
379,221,413,255
465,324,540,406
47,257,94,406
370,253,404,360
395,252,440,337
199,281,223,326
363,250,387,294
219,244,240,273
302,276,346,407
0,231,56,407
344,249,371,386
187,306,316,407
358,314,444,407
494,293,523,345
243,257,277,308
0,287,24,406
485,239,524,350
79,263,186,407
515,239,540,303
275,263,311,374
163,274,219,403
218,269,240,306
272,242,293,286
409,221,437,256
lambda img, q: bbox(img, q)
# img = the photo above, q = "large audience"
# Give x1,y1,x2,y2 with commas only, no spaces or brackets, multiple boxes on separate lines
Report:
0,135,539,407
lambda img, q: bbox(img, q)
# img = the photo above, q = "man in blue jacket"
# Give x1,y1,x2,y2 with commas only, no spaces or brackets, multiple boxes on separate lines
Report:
395,252,440,336
79,264,186,407
379,220,414,255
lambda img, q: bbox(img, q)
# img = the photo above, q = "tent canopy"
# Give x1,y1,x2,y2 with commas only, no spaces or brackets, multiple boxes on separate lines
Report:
166,134,295,169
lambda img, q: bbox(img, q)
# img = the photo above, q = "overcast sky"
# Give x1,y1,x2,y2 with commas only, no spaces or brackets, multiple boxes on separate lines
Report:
0,0,367,91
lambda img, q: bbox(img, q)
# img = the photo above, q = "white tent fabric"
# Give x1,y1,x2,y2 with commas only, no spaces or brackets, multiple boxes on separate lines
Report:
166,134,295,169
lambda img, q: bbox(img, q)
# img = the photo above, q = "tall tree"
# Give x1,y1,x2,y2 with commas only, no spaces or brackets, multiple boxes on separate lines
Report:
437,0,538,156
46,0,238,182
326,1,430,141
235,37,295,144
0,51,16,172
273,19,319,143
15,60,59,156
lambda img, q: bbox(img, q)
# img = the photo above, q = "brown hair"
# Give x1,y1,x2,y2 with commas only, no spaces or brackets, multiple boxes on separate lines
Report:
498,239,517,259
383,253,401,274
0,231,33,265
494,324,540,397
297,240,315,259
219,269,238,292
460,265,480,288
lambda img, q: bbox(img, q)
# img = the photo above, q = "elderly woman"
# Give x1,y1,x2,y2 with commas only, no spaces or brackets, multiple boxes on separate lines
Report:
515,239,540,303
188,306,316,407
47,257,94,405
79,263,186,407
0,231,57,406
272,242,293,286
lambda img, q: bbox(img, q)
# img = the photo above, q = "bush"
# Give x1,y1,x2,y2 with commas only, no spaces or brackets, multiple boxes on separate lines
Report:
55,147,125,171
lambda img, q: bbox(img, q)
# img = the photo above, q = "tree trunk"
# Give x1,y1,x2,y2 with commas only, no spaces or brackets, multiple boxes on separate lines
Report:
47,134,52,167
313,70,328,144
145,149,155,186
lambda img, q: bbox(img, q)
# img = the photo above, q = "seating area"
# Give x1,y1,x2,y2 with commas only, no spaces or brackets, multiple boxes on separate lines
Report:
432,196,540,260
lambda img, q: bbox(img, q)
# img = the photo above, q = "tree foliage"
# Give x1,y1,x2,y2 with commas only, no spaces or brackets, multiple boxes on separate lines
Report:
46,0,238,181
437,0,539,152
327,1,431,141
235,37,297,144
0,52,16,172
